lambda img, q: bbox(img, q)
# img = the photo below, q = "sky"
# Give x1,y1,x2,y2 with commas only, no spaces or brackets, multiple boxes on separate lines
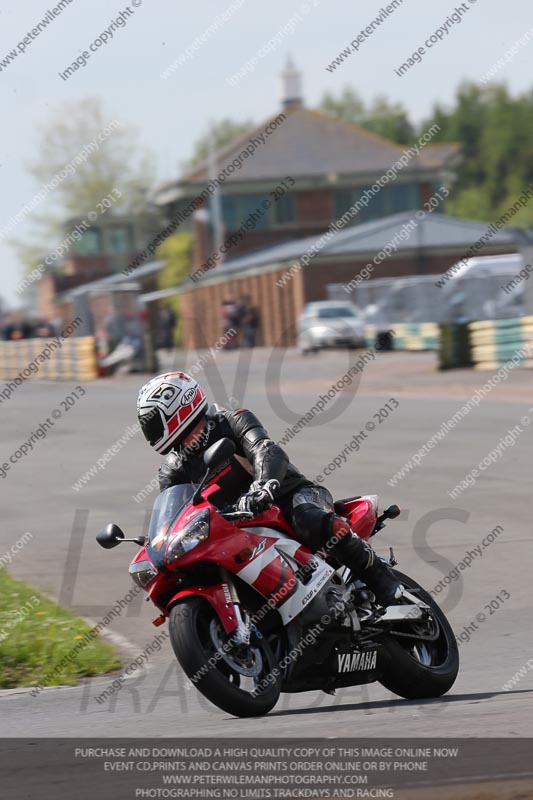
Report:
1,0,532,309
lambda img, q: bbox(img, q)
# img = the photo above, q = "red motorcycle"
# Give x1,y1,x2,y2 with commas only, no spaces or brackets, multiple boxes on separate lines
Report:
97,438,458,717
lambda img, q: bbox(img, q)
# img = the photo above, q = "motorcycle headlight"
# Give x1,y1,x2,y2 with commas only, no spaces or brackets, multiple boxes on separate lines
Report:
129,560,158,588
164,509,210,565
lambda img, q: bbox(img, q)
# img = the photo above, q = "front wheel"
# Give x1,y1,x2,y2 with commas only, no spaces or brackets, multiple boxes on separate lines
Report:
378,570,459,699
169,597,281,717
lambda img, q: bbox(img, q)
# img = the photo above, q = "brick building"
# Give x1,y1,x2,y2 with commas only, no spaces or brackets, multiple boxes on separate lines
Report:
37,209,163,324
143,212,520,348
152,60,461,274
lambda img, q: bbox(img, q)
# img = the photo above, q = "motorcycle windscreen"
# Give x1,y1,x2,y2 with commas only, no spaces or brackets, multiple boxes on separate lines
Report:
206,455,253,508
146,484,195,565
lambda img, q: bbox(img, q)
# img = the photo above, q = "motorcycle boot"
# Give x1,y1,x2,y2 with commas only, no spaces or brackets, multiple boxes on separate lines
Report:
327,515,404,606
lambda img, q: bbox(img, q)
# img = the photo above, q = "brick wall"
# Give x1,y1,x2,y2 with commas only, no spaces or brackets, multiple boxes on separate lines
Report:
296,190,334,224
192,189,336,268
63,255,109,277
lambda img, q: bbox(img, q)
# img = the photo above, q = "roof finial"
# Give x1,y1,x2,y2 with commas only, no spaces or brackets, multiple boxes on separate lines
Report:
281,56,303,110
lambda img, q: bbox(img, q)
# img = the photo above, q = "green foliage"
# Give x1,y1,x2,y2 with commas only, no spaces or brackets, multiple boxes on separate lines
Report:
319,87,366,127
13,97,156,292
445,186,493,222
28,97,155,216
422,81,533,225
364,97,415,144
320,81,533,226
184,118,254,169
0,568,121,689
318,87,414,143
156,232,194,344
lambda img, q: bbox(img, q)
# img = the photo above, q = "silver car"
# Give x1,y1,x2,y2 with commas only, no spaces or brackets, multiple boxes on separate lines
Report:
297,301,367,354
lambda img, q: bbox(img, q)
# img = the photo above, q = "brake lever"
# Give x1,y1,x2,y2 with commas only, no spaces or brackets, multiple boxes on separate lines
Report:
220,509,255,521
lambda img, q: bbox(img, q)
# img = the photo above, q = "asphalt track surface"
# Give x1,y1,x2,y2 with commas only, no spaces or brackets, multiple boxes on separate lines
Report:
1,348,532,740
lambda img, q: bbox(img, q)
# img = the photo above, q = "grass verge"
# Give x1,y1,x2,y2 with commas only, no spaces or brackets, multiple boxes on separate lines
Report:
0,568,121,690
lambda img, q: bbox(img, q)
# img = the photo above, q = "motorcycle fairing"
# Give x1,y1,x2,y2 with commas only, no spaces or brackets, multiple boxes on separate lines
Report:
168,583,239,635
236,527,335,625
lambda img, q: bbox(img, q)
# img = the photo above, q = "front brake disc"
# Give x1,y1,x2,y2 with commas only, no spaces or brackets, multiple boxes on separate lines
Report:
209,619,263,678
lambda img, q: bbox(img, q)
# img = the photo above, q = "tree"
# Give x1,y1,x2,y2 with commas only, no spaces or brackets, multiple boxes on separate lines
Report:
184,118,254,169
13,97,156,287
318,88,414,143
27,97,155,216
319,87,366,127
362,96,415,144
422,81,533,225
155,232,194,344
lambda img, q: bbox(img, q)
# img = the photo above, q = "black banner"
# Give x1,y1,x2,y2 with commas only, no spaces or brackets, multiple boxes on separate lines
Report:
2,738,532,799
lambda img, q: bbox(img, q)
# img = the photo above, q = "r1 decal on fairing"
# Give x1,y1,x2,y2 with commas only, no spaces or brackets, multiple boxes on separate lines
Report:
236,527,335,625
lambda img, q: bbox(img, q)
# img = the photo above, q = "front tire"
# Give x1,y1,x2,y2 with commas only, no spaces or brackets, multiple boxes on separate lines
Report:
169,597,281,717
378,570,459,699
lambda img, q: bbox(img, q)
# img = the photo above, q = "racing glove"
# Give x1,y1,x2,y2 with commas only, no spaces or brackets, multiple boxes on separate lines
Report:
236,479,280,515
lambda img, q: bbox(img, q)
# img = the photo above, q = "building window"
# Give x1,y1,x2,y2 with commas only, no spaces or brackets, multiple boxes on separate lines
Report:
109,226,133,254
388,183,419,214
272,193,295,225
222,194,270,231
366,187,385,217
335,186,376,225
335,189,356,220
73,228,102,255
335,188,381,223
335,183,420,223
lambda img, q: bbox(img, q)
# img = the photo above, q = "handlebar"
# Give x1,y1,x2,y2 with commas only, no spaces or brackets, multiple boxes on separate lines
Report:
219,507,255,521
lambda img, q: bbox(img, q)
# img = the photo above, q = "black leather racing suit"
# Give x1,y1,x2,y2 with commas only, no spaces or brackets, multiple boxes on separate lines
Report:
157,405,397,597
158,404,332,551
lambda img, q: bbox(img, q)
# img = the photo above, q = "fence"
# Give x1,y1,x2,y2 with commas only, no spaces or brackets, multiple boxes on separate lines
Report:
328,267,524,329
0,337,98,382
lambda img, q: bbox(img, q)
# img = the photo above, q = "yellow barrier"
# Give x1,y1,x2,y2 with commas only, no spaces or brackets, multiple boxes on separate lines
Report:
0,337,98,382
365,323,439,351
467,317,533,370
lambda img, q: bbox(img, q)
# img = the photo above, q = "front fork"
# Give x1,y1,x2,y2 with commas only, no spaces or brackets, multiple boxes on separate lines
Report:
220,568,250,646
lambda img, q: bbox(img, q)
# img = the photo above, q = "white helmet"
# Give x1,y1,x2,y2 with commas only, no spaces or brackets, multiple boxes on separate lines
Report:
137,371,208,454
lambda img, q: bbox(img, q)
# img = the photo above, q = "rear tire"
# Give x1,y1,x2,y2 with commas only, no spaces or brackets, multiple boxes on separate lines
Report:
169,597,281,718
378,570,459,699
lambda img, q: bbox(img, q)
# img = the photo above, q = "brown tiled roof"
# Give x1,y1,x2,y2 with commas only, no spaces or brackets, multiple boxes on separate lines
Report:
417,142,461,168
157,106,460,192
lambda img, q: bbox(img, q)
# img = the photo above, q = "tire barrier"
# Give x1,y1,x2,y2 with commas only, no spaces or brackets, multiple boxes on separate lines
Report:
366,322,440,351
438,323,473,370
0,336,98,383
468,316,533,370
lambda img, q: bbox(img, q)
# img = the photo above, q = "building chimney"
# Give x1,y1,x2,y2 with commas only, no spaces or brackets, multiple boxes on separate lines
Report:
281,56,303,110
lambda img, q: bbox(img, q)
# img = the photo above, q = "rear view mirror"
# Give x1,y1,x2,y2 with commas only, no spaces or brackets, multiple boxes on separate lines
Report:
192,438,236,506
96,523,126,549
203,437,235,470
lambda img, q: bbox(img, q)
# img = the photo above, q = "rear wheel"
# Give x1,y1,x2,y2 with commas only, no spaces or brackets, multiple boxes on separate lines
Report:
378,570,459,699
169,597,281,717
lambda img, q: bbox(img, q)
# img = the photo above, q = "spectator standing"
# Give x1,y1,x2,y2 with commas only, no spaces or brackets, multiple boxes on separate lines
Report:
157,304,177,352
221,297,239,349
240,295,260,347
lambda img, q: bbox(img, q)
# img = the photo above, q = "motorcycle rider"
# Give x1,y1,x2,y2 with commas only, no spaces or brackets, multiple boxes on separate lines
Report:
137,371,403,605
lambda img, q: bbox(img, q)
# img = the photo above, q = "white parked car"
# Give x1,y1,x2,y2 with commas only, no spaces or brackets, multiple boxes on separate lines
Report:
297,301,367,354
